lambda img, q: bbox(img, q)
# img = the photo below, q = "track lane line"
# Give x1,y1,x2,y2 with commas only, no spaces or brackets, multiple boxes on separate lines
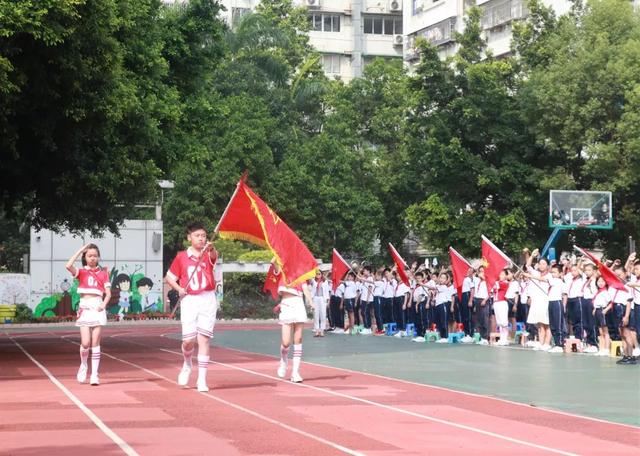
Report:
57,337,364,456
8,335,139,456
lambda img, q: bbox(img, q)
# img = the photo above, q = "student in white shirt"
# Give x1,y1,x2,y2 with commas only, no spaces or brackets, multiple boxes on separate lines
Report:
358,266,375,335
429,273,456,342
372,269,386,334
524,249,552,350
472,268,490,345
392,272,411,337
611,265,637,365
331,280,345,333
341,272,359,335
460,268,475,342
592,275,612,356
382,268,396,327
310,270,330,337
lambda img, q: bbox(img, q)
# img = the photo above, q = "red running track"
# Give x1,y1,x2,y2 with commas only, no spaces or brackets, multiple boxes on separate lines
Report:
1,326,638,456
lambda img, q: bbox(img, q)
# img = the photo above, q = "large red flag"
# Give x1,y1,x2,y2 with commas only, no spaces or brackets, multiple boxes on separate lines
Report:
449,247,471,300
574,246,626,290
388,243,410,286
331,248,350,292
216,178,317,286
263,263,281,300
481,235,511,291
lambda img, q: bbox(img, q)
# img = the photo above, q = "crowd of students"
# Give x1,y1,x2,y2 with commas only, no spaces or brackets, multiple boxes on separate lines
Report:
307,249,640,366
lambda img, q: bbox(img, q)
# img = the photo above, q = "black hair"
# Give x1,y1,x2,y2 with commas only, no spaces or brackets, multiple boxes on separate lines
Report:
81,244,100,266
362,265,372,273
550,264,561,272
115,273,130,285
612,264,624,272
415,271,424,278
187,221,206,234
383,267,391,274
346,271,356,279
137,277,154,288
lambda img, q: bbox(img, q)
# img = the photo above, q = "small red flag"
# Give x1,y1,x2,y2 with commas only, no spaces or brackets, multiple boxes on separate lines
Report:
216,178,317,286
331,248,350,292
481,235,511,291
388,243,410,286
574,246,626,290
449,247,471,300
263,263,281,300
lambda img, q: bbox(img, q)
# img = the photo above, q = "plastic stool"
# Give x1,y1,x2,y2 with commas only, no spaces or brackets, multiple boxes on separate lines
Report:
564,337,583,353
515,322,525,332
354,324,364,334
425,331,439,342
405,323,416,337
448,332,463,343
385,322,397,336
610,341,623,357
472,332,481,343
489,332,501,345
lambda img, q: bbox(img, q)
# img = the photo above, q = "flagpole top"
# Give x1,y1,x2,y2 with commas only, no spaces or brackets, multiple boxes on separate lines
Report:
240,170,249,183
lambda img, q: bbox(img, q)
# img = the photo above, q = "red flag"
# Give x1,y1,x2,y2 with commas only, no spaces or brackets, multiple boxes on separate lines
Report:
574,246,626,290
216,179,317,286
449,247,471,300
388,243,410,286
481,235,511,291
331,248,350,292
263,263,281,300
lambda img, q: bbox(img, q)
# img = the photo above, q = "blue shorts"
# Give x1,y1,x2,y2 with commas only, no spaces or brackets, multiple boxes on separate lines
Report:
343,298,356,312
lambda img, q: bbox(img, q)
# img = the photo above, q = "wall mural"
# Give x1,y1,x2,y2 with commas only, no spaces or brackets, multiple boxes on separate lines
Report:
33,265,162,318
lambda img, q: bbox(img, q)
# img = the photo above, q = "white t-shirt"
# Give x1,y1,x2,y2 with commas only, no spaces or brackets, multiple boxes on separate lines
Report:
462,276,474,293
563,276,584,298
474,280,489,300
394,282,410,298
592,289,611,309
343,281,358,299
373,279,385,297
359,278,375,302
582,277,597,299
383,278,396,298
311,280,330,299
505,281,519,300
334,283,345,299
526,268,550,304
412,284,428,303
548,277,564,301
435,284,454,305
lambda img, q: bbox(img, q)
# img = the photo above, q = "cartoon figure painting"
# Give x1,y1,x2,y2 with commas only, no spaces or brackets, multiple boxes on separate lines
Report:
137,277,161,311
115,273,131,320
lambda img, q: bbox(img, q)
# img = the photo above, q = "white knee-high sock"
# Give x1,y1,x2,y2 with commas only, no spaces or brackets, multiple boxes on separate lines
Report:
280,345,289,365
80,346,90,366
197,355,209,383
182,346,194,368
91,346,101,375
292,344,302,374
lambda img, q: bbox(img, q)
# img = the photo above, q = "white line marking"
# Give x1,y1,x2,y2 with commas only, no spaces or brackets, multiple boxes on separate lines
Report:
155,348,579,456
59,339,364,456
216,342,640,431
9,336,139,456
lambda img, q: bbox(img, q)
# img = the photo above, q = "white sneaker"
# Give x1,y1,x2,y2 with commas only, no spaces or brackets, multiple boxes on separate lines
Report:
393,331,403,338
412,336,425,343
540,344,551,351
497,340,509,346
89,374,99,386
277,361,287,378
436,338,448,343
291,372,303,383
529,341,541,349
598,350,609,357
178,365,192,387
197,380,209,392
632,347,640,357
333,328,344,334
77,364,88,383
584,345,598,354
461,335,473,343
549,346,564,353
479,339,489,346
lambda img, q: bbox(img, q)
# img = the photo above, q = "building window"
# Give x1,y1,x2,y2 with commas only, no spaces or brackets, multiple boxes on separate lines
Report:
322,54,341,74
413,0,443,15
364,16,402,35
309,13,341,32
231,7,250,26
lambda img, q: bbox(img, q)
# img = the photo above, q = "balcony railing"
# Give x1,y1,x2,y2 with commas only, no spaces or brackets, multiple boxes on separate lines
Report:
481,0,528,30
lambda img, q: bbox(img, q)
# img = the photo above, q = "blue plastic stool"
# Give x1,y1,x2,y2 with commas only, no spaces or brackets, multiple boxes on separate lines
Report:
425,331,439,342
516,322,525,332
405,323,416,337
448,332,463,343
385,322,397,336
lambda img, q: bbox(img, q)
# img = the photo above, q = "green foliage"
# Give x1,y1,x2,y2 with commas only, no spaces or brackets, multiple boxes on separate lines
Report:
13,304,34,323
237,250,273,262
33,294,60,317
220,273,274,319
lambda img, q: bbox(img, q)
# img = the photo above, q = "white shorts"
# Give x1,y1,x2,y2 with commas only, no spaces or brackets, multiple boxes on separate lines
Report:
493,300,509,327
527,298,549,325
76,296,107,327
279,295,308,325
181,290,217,340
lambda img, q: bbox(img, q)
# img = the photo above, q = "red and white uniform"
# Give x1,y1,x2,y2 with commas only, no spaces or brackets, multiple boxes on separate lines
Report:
167,248,217,295
74,266,110,296
278,282,308,325
167,247,218,340
492,280,509,327
73,266,110,327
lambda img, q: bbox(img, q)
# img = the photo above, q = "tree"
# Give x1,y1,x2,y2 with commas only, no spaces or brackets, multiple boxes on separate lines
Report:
0,0,183,233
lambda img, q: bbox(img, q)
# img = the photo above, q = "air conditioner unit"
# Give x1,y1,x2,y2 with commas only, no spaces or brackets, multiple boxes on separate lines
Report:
306,0,321,8
390,0,402,11
393,34,403,47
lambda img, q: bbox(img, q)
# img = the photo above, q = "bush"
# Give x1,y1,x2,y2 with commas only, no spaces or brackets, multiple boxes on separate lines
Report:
220,272,276,319
14,304,34,323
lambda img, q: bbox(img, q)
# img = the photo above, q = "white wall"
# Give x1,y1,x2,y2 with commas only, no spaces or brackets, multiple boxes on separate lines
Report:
29,220,163,308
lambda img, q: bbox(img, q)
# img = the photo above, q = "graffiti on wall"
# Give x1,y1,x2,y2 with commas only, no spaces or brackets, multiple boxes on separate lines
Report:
0,274,30,305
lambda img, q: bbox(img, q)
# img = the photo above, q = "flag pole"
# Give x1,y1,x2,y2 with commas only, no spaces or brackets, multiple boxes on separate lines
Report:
213,171,248,235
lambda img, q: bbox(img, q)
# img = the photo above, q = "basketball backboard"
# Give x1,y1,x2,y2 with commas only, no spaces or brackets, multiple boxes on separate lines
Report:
549,190,612,229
